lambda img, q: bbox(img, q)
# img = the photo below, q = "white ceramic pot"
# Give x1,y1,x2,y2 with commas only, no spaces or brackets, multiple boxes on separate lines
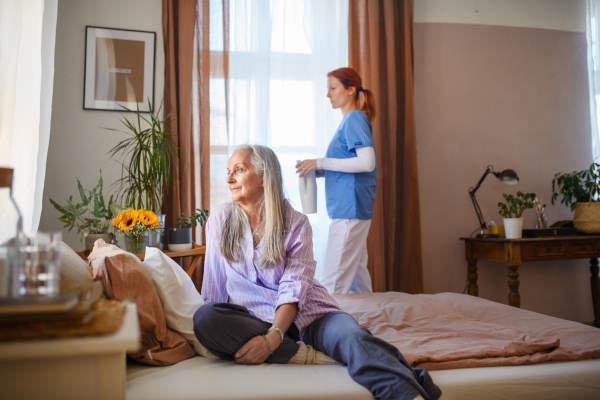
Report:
503,218,524,239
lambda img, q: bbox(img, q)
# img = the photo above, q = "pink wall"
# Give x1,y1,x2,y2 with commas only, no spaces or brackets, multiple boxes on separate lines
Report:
414,22,594,323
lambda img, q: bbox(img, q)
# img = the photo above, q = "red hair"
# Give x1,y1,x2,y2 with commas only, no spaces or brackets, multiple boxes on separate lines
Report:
327,67,376,122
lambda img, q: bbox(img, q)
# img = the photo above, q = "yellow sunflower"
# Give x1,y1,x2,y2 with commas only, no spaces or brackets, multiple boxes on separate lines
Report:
139,209,160,226
111,208,128,226
118,208,139,231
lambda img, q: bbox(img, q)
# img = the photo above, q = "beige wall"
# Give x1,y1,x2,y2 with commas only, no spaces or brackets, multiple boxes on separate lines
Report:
39,0,163,249
414,0,594,323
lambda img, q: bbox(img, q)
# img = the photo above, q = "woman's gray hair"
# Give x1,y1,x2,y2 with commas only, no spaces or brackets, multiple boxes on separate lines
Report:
220,144,286,268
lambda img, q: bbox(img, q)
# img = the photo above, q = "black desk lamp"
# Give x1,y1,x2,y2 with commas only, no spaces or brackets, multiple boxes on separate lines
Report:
468,165,519,238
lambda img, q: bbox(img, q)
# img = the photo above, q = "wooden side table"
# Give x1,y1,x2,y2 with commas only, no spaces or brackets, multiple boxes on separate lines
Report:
461,236,600,328
0,303,139,400
77,243,207,278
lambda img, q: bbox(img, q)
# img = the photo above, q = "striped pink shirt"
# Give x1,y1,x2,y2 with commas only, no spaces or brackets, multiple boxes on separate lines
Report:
201,201,342,338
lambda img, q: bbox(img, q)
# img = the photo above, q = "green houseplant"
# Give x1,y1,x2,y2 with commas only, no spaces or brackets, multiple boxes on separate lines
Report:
49,172,115,247
552,162,600,233
107,99,185,248
107,100,183,214
497,191,536,239
168,209,210,251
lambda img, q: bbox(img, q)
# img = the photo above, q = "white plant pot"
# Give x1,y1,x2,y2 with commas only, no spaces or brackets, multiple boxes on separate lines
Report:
503,218,524,239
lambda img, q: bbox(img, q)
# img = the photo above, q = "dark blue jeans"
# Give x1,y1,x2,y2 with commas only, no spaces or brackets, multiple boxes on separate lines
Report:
194,303,441,400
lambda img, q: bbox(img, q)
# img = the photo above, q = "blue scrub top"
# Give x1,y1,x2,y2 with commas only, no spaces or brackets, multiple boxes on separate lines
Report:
324,110,377,220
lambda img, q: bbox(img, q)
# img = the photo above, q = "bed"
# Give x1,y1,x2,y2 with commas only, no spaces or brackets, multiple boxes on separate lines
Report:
125,292,600,400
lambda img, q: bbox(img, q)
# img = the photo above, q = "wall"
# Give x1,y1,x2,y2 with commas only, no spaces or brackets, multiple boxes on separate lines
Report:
39,0,164,249
414,0,594,322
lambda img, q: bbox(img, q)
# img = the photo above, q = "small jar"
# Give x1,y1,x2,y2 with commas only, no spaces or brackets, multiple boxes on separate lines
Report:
0,168,23,298
535,212,548,229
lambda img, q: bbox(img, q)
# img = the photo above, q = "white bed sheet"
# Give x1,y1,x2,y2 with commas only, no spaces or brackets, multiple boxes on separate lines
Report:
126,356,600,400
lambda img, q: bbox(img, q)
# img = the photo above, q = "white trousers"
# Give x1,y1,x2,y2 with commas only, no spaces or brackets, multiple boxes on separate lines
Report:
319,218,373,294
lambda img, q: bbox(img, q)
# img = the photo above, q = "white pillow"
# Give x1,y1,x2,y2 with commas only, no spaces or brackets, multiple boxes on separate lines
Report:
143,247,216,358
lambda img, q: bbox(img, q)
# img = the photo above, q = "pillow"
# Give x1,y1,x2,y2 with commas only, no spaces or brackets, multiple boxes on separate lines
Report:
143,247,216,358
59,241,94,295
89,239,195,366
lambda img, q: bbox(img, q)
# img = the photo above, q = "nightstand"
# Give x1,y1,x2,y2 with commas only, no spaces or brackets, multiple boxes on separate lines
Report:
0,303,140,400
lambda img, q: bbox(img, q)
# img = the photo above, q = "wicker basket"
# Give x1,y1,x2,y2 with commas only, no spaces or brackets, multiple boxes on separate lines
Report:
573,184,600,234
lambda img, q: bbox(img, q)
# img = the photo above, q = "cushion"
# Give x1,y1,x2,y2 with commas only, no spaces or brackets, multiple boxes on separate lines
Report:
89,239,195,366
143,247,216,358
59,241,93,295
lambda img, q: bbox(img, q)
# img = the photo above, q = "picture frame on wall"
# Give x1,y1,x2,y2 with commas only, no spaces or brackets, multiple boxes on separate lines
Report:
83,26,156,112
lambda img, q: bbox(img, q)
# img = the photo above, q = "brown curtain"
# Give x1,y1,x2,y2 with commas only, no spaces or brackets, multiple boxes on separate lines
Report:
349,0,424,293
163,0,229,290
162,0,197,237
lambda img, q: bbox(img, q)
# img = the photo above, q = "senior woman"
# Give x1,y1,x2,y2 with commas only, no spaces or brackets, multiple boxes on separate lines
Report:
193,144,440,400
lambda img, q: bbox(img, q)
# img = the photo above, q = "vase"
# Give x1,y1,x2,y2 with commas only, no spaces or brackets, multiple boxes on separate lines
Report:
148,214,166,250
124,234,149,255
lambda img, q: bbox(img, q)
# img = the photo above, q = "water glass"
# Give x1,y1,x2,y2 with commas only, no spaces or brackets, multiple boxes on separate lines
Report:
17,232,62,297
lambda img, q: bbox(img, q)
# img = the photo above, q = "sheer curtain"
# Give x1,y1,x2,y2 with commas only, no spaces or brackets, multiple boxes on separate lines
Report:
0,0,57,242
207,0,348,278
588,1,600,161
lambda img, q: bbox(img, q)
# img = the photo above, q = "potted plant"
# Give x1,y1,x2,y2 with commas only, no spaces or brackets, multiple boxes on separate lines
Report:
106,99,185,249
552,162,600,233
168,209,210,251
497,191,536,239
49,172,116,247
111,208,163,254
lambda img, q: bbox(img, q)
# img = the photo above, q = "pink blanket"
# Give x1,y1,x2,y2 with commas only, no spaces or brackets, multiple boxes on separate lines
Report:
333,292,600,370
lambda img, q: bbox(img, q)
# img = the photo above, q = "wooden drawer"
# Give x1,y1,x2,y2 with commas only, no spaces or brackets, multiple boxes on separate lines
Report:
535,244,565,257
572,242,598,255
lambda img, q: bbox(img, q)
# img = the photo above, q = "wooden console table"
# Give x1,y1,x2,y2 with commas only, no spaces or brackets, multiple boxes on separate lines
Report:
460,236,600,328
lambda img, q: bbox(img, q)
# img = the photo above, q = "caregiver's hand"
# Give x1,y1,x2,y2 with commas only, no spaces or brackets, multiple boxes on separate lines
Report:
234,335,273,365
296,159,317,178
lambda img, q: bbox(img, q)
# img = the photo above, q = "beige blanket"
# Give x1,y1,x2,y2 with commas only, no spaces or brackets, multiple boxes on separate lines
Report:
333,292,600,370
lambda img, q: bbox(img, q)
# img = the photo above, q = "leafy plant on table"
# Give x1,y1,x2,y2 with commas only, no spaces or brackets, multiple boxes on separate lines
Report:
106,99,185,215
49,171,115,243
551,162,600,212
498,191,537,219
176,209,210,229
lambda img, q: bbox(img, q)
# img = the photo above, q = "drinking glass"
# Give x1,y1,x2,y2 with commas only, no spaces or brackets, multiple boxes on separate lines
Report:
17,232,62,297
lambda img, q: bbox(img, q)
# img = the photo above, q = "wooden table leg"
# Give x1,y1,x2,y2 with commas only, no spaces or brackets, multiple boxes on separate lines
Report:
591,258,600,328
507,264,521,308
466,242,478,297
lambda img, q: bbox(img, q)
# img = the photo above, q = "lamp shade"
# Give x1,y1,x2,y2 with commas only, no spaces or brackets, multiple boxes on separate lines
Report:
498,169,519,185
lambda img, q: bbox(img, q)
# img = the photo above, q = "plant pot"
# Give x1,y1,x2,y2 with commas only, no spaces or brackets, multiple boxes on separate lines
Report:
124,233,149,255
573,202,600,233
85,233,114,248
503,218,524,239
168,228,192,251
148,214,166,250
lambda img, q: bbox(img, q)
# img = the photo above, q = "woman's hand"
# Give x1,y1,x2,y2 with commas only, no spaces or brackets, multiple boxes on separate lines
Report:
234,335,275,365
296,159,318,178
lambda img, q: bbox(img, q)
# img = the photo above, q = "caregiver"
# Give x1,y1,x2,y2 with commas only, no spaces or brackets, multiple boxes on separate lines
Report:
296,67,377,294
194,144,439,400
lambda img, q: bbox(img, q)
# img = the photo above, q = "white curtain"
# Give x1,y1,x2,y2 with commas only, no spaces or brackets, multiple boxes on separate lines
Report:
0,0,57,242
207,0,348,278
587,0,600,161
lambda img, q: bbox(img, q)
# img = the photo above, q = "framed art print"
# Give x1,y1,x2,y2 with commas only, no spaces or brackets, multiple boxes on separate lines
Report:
84,26,156,112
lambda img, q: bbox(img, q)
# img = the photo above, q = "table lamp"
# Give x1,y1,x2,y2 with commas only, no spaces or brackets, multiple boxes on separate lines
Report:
468,165,519,238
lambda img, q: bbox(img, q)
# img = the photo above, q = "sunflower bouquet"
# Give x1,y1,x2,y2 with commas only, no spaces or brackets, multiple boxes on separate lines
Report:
111,208,163,254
